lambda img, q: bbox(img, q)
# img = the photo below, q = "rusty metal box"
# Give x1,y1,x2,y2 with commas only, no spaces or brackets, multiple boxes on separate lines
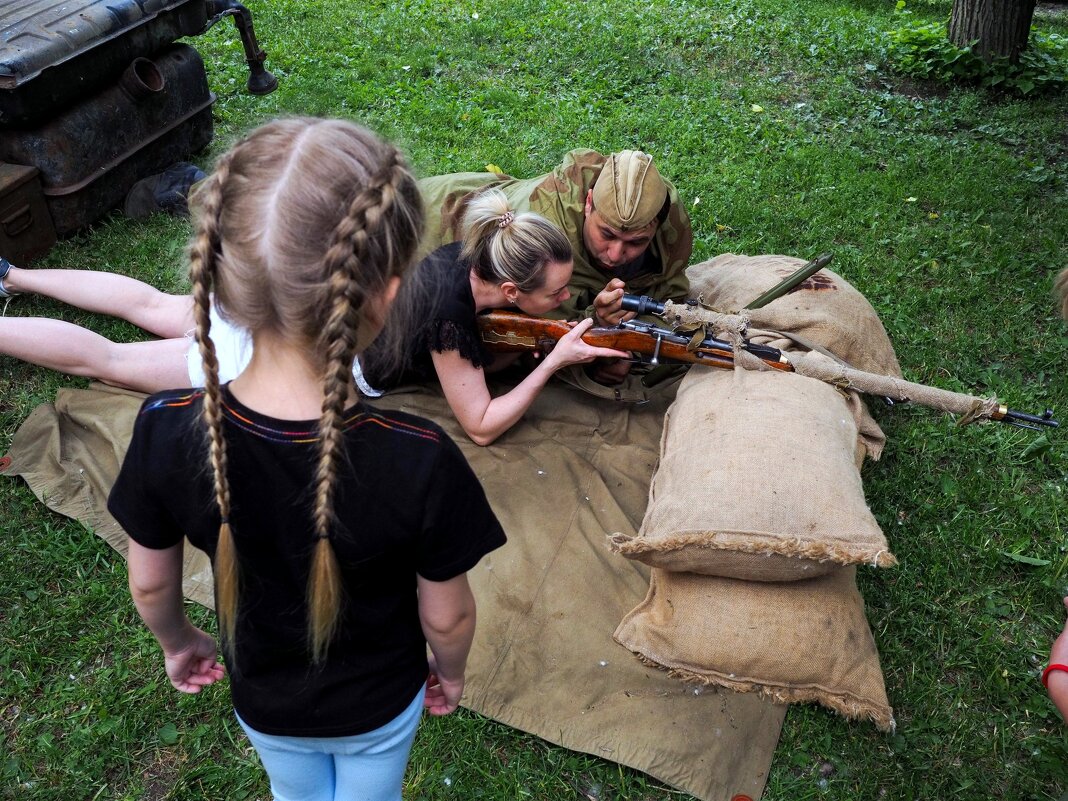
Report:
0,0,208,127
0,161,56,264
0,43,214,236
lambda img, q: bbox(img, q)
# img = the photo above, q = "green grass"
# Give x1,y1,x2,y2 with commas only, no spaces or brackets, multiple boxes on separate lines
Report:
2,0,1067,798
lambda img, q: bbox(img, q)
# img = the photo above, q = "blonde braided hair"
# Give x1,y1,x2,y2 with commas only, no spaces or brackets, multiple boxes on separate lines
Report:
308,149,413,660
187,118,423,664
188,147,240,656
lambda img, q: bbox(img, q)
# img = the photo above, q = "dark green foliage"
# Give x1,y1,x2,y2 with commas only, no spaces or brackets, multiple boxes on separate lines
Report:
887,4,1068,94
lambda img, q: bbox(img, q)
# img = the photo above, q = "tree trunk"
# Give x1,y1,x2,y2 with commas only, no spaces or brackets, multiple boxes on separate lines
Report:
948,0,1037,63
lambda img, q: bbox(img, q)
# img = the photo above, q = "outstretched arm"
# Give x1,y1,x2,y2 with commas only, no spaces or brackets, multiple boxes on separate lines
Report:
418,573,476,716
432,318,627,446
127,539,225,693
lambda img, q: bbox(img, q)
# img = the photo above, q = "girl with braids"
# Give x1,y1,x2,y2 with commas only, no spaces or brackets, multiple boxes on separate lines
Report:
106,118,506,801
363,187,628,445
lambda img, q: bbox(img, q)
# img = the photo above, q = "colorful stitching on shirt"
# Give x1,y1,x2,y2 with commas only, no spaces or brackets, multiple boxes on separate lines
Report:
221,407,440,444
141,391,202,413
222,402,321,443
140,391,440,445
359,414,441,442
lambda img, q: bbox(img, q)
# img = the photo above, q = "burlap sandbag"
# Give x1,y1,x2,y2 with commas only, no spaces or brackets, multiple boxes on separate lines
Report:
614,566,895,731
609,366,895,580
687,254,902,378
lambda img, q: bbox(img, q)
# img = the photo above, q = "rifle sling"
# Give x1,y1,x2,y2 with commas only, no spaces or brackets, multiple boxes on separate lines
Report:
554,365,651,404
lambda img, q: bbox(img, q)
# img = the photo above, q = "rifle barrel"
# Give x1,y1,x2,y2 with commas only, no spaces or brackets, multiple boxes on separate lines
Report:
995,407,1059,429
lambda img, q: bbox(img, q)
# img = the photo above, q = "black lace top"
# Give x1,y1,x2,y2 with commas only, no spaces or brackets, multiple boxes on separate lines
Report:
366,241,493,387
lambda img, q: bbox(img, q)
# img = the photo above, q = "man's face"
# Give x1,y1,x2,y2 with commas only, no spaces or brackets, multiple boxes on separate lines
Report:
582,192,658,273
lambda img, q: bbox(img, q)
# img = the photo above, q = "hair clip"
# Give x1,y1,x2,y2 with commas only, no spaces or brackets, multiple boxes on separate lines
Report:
497,210,515,229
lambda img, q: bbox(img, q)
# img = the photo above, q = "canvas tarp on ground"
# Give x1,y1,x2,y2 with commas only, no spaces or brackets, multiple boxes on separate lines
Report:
2,379,786,801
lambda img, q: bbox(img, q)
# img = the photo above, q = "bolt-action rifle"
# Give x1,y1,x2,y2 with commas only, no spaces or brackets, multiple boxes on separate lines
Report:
476,307,1058,431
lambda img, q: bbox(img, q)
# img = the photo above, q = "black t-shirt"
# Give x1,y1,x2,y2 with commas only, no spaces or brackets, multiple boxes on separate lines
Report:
108,386,505,737
365,241,494,387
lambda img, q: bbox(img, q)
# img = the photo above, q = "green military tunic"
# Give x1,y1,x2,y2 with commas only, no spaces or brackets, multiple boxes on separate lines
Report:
417,149,692,320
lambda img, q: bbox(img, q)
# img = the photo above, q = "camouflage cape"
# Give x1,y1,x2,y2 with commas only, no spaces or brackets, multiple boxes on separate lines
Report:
417,149,693,320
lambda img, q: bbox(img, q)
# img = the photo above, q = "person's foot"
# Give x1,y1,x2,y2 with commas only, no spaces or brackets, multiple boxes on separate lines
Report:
124,162,207,220
0,257,19,298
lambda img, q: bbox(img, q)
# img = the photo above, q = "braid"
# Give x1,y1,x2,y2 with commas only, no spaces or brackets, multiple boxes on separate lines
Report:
188,150,240,659
306,149,405,662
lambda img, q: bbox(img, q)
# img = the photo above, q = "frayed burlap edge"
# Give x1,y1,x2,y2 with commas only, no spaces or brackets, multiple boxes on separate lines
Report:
628,652,896,733
608,531,897,569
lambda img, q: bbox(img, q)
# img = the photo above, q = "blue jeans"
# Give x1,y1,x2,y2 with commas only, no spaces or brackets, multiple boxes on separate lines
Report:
236,684,424,801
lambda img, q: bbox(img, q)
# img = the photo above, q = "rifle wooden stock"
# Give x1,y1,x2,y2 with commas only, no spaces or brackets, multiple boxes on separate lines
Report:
477,310,788,372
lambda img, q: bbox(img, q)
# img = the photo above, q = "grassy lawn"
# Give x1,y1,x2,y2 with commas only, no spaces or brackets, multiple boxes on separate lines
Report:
2,0,1067,798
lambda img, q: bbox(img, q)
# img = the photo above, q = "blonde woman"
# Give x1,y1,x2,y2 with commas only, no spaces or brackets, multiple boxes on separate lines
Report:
365,187,627,445
0,191,621,442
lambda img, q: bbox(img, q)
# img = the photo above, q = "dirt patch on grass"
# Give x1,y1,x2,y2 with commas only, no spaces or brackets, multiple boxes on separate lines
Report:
0,703,22,743
867,74,954,101
114,748,184,801
1034,2,1068,22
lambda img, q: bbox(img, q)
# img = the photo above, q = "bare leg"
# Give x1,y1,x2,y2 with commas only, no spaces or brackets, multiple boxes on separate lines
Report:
2,266,194,338
0,318,192,393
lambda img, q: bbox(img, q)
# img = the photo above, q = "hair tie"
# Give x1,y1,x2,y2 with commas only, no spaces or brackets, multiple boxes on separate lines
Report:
497,210,515,229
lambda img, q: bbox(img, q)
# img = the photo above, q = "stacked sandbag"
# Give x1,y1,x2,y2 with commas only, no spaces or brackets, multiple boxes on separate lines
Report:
609,367,895,579
615,567,894,730
689,253,902,377
611,254,899,731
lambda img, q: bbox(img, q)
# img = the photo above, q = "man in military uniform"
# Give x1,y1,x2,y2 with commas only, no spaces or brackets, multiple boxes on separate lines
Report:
418,149,693,327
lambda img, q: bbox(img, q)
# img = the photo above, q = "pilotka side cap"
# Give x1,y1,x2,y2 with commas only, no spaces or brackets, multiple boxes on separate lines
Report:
591,150,668,231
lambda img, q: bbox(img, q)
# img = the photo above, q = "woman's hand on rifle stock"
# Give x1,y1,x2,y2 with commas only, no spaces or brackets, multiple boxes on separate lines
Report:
541,318,629,370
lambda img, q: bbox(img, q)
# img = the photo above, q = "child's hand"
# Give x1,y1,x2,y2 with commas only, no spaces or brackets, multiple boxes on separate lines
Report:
424,658,464,716
164,626,226,694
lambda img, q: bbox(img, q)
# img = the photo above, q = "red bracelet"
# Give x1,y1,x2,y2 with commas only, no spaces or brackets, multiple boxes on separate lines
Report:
1042,663,1068,688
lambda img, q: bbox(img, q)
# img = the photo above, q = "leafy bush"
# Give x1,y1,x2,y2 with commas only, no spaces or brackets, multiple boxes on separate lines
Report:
886,4,1068,94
